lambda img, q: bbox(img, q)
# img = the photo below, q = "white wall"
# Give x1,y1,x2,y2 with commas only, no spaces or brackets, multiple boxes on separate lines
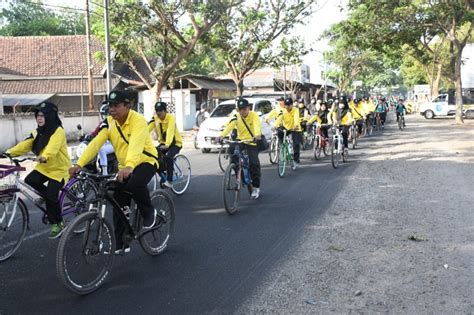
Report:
157,89,196,131
462,43,474,89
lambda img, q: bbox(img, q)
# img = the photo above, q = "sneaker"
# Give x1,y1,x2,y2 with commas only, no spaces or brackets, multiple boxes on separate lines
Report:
163,181,173,188
143,209,157,229
48,222,65,239
292,161,299,170
114,246,131,255
251,187,260,200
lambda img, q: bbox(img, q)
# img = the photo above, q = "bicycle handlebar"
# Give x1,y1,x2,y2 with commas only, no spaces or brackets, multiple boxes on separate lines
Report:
222,139,255,145
1,153,37,166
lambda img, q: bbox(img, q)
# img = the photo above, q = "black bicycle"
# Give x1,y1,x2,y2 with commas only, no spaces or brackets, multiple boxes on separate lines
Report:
56,171,175,295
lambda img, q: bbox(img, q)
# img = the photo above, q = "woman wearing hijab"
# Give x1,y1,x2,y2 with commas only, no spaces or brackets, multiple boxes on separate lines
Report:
5,102,71,239
330,96,353,154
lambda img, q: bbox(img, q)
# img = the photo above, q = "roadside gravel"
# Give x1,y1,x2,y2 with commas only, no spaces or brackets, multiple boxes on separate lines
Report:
237,114,474,314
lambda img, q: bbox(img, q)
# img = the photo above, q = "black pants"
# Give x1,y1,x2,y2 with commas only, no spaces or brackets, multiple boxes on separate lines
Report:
356,119,364,134
379,112,387,125
321,126,330,139
396,112,404,122
229,143,261,188
24,170,64,224
157,145,181,182
113,162,156,247
277,129,302,163
339,126,349,148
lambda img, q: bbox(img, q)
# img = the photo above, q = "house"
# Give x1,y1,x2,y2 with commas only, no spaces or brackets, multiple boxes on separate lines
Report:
0,35,111,113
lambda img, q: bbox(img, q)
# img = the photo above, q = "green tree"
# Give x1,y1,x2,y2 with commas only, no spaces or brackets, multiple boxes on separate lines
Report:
0,1,85,36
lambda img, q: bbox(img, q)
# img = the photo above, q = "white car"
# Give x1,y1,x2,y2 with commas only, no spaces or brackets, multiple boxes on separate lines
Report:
197,98,274,153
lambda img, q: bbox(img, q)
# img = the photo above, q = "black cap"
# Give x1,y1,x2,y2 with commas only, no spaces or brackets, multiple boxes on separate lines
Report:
34,101,58,114
108,90,132,104
284,97,293,106
236,98,250,109
277,96,284,101
154,101,167,112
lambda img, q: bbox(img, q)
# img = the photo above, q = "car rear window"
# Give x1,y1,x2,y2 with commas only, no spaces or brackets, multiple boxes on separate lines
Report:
211,104,235,117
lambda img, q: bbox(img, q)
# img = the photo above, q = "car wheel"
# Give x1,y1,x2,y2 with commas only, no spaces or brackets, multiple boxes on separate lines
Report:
424,110,434,119
201,148,211,153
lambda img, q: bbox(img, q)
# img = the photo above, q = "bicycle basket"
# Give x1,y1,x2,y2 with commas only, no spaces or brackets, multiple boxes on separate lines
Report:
0,165,24,195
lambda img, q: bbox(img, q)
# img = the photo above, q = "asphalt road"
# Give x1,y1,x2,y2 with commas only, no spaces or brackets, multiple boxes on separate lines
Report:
0,114,438,314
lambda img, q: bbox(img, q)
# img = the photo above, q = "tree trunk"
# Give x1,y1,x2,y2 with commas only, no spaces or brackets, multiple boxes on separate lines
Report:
234,79,244,96
431,62,442,99
454,51,464,124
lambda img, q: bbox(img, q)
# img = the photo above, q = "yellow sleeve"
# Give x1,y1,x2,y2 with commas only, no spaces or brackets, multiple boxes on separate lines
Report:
41,128,66,161
165,115,177,147
252,113,262,136
6,133,34,156
293,109,300,128
147,119,155,134
308,115,321,125
125,119,148,169
77,127,108,167
220,116,237,137
275,112,284,128
265,109,277,122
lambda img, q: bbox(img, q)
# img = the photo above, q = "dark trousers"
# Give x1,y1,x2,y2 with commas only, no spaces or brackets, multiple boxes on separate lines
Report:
339,126,349,148
356,119,364,134
158,145,181,182
379,112,387,124
24,170,64,224
321,126,330,139
113,162,156,246
229,144,261,188
277,129,302,163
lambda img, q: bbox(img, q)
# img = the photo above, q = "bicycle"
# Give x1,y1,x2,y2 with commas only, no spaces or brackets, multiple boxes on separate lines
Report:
218,142,230,173
302,123,315,150
277,129,296,178
313,124,330,160
148,153,191,195
365,113,374,136
56,171,175,295
222,139,254,215
0,154,97,262
349,121,358,149
330,126,348,169
268,129,279,165
398,113,406,130
375,113,382,131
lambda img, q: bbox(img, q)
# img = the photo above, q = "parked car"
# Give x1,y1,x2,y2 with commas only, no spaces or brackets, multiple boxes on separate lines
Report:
196,98,274,153
419,93,474,119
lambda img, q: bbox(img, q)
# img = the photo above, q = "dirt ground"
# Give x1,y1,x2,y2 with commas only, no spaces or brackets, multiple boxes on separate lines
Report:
238,114,474,314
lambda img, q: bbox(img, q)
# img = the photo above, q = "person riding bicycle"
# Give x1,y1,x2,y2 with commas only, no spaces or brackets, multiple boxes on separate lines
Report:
216,98,262,200
395,98,407,126
265,96,285,126
350,98,366,138
330,97,353,154
308,102,330,138
374,97,389,128
298,99,310,134
69,90,159,254
362,96,375,129
274,97,302,168
4,102,70,239
147,101,183,188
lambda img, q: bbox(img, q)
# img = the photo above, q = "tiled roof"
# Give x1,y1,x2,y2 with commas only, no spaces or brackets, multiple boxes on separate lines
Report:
0,78,108,94
0,35,105,77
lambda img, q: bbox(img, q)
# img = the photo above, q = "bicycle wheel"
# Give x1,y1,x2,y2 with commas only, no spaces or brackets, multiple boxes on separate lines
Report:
171,155,191,195
56,211,115,295
218,147,229,172
277,144,287,178
352,132,357,149
60,178,98,233
331,138,339,169
323,140,330,156
368,124,373,136
313,137,321,160
0,198,28,262
139,189,175,255
343,147,348,163
223,163,240,215
269,137,278,164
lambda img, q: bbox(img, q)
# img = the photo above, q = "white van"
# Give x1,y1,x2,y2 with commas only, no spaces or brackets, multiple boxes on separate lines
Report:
419,94,474,119
196,98,273,153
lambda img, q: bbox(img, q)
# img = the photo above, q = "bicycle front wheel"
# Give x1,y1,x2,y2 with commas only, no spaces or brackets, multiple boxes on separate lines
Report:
171,155,191,195
269,137,278,164
278,144,287,178
218,147,229,172
313,137,321,160
0,198,28,262
56,211,115,295
139,189,175,255
223,163,240,215
331,139,339,169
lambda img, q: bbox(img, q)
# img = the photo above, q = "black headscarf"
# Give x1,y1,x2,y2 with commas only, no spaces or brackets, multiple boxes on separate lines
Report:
32,102,62,155
336,99,350,122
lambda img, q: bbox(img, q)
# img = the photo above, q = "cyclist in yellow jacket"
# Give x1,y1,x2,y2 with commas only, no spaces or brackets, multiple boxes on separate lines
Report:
350,98,366,138
274,97,302,167
331,97,353,153
69,90,158,254
265,96,285,125
216,98,262,199
5,102,70,239
148,102,182,188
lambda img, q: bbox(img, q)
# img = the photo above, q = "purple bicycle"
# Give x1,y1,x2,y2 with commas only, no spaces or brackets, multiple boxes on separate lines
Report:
0,154,97,261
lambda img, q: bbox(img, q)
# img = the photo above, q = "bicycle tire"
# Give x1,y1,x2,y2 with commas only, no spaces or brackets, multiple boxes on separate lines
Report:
171,155,191,195
269,137,278,164
313,137,321,160
139,189,175,255
0,198,28,262
343,148,348,163
278,143,287,178
60,178,98,233
56,211,115,295
352,133,357,149
223,163,240,215
218,147,229,172
331,138,339,169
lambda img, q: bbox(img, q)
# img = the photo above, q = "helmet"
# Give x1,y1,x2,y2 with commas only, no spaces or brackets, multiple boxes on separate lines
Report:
284,97,293,106
236,97,250,109
99,102,109,120
154,101,167,112
354,98,360,104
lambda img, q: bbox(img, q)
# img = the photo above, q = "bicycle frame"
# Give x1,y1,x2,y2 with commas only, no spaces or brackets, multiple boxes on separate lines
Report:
332,127,343,154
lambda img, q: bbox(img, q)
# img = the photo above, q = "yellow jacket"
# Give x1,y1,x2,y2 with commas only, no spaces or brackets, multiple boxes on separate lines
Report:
7,127,70,182
350,104,365,120
265,107,284,123
364,100,376,113
308,114,321,125
275,107,301,131
147,113,183,147
77,110,158,170
330,109,353,126
221,111,261,146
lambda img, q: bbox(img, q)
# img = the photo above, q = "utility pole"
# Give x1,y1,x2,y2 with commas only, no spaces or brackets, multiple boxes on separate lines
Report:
104,0,112,95
85,0,95,111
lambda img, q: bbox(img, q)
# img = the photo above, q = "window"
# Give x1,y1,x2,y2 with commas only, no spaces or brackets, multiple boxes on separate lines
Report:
433,95,447,102
255,101,272,114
